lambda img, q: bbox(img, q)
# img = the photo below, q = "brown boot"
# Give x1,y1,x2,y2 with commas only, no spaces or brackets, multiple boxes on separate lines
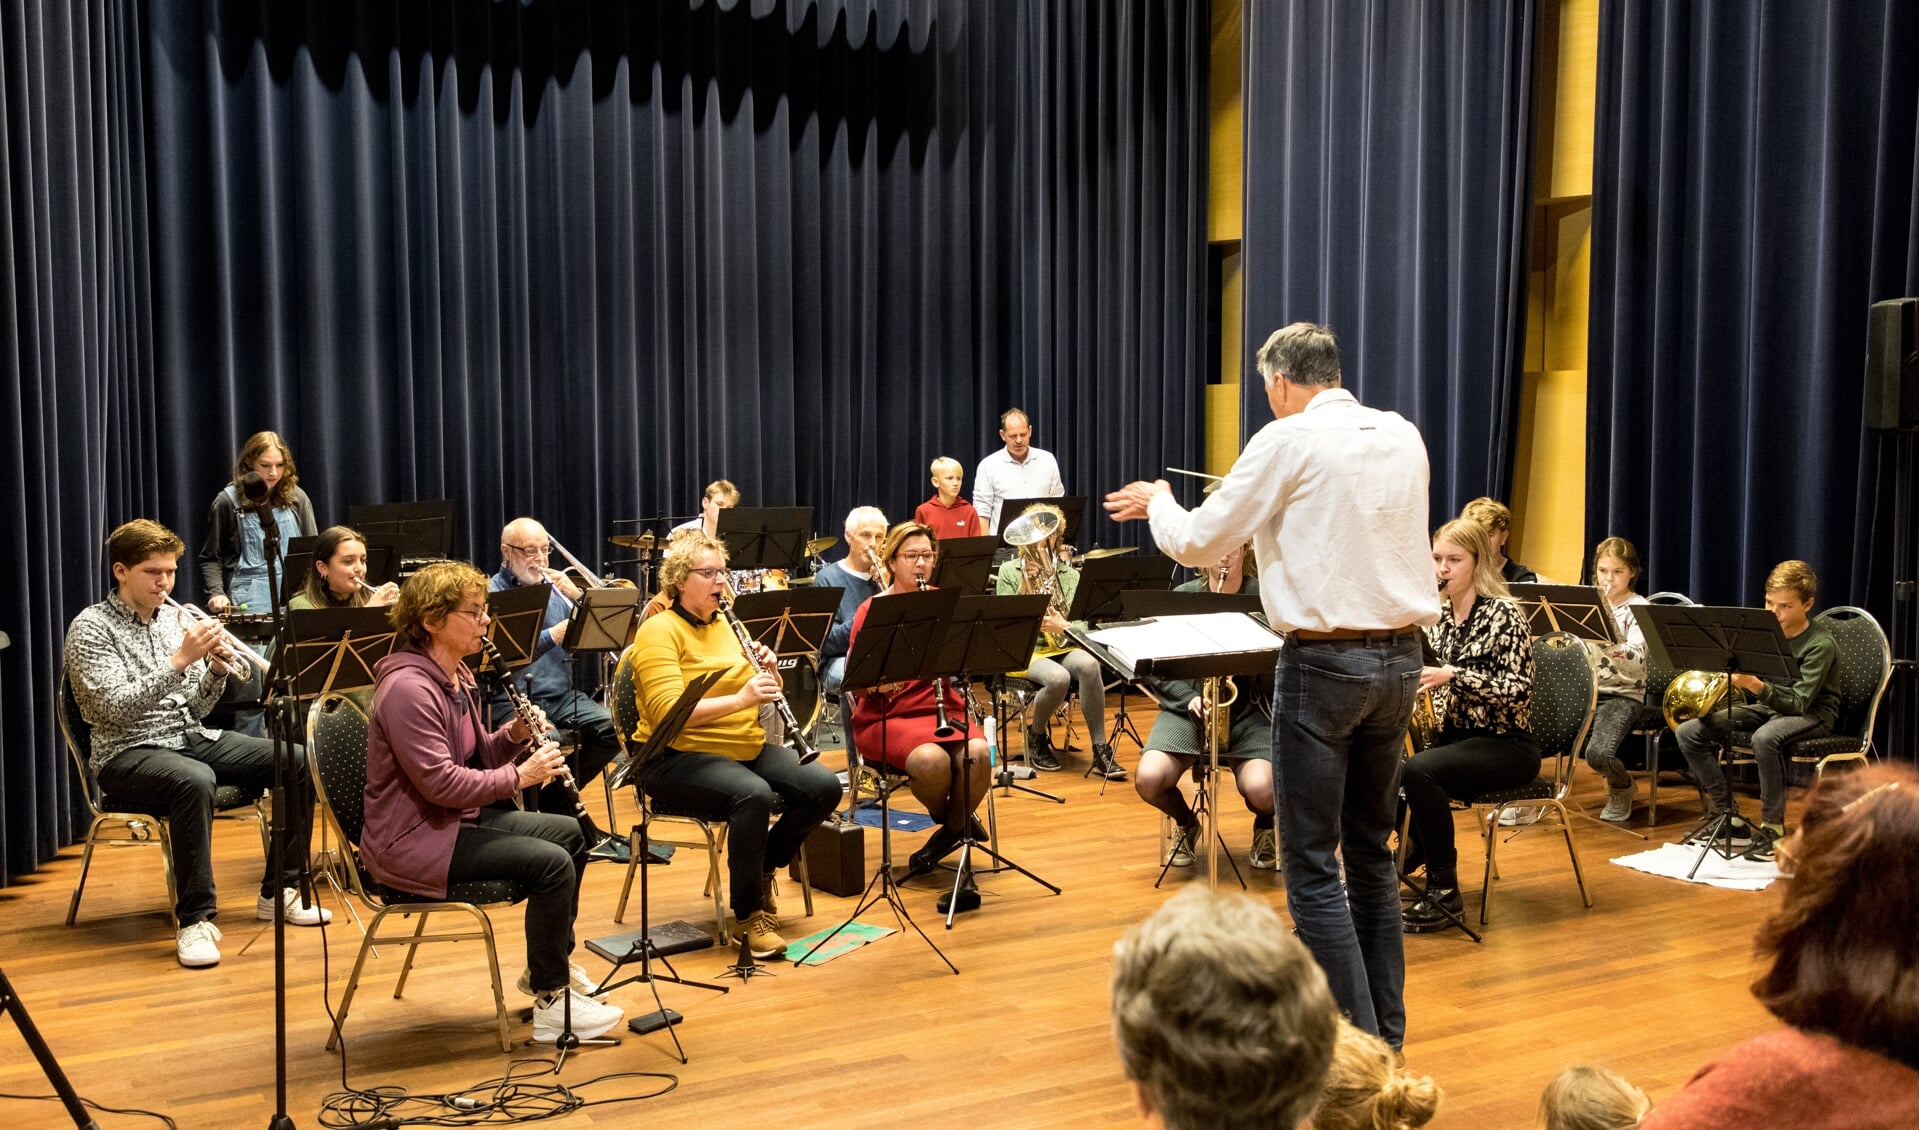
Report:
761,871,779,916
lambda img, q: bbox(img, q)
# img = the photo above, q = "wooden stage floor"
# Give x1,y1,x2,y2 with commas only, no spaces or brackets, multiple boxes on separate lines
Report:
2,710,1782,1128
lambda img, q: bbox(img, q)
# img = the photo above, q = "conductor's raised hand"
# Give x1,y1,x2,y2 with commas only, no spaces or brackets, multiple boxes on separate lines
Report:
1104,479,1173,522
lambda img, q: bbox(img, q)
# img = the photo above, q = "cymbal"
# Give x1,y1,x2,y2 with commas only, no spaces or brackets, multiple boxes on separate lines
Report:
1077,546,1138,560
607,533,657,549
805,536,839,556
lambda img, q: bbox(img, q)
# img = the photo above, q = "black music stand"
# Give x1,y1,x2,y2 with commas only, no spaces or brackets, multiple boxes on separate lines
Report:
347,500,456,562
927,594,1058,927
1632,603,1799,876
1508,583,1620,644
1068,556,1175,623
803,588,964,972
278,534,403,606
997,495,1084,544
593,672,729,1062
561,587,642,653
929,535,1001,594
1085,612,1282,888
471,584,552,669
715,507,814,574
1123,590,1264,619
732,587,840,658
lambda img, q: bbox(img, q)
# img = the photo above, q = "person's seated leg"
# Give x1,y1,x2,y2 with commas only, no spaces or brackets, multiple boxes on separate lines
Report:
1134,749,1201,867
100,746,226,964
191,731,333,928
1235,756,1278,869
1396,749,1464,931
1743,712,1824,860
1024,658,1069,771
1066,650,1124,780
902,744,960,877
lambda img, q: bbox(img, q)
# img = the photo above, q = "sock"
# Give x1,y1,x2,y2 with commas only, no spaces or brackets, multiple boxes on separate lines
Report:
1251,811,1274,830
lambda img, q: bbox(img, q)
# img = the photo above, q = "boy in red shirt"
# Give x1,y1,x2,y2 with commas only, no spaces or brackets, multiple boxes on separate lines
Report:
914,456,984,539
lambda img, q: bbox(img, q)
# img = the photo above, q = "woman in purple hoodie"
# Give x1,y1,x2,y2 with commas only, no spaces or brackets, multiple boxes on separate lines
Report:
363,561,624,1042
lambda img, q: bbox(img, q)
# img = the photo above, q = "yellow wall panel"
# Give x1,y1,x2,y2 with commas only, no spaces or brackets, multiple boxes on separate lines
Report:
1208,0,1243,244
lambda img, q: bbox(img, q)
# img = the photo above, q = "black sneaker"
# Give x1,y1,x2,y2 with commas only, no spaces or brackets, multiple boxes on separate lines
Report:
1087,742,1127,781
1402,886,1464,934
1027,729,1063,773
1742,825,1784,863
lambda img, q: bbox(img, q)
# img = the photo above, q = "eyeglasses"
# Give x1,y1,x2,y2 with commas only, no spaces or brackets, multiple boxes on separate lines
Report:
898,551,937,563
451,606,491,623
506,543,552,558
687,567,728,580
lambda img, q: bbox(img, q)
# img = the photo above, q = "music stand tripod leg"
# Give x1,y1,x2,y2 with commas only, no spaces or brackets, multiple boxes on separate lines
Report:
0,967,99,1130
797,768,957,973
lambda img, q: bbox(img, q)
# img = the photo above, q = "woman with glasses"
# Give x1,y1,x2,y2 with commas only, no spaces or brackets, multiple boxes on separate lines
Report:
847,523,992,909
363,562,624,1042
621,532,841,959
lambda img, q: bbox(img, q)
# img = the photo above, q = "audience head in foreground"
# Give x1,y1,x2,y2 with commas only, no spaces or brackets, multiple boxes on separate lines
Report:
1112,886,1338,1129
1537,1064,1650,1130
1311,1019,1441,1130
1640,764,1919,1129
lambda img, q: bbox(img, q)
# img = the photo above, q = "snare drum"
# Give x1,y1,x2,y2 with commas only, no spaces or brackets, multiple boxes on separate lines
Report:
776,654,823,737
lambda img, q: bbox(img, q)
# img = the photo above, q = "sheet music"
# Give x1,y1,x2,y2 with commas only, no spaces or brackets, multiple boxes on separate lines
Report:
1087,612,1283,668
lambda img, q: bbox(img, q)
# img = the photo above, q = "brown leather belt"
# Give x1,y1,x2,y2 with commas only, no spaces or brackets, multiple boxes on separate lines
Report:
1288,626,1421,643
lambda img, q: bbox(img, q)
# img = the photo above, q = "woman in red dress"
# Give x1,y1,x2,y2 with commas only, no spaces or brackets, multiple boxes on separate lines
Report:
847,522,992,889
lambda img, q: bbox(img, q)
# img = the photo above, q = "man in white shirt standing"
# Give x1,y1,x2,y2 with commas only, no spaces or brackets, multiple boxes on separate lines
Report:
1105,322,1437,1052
973,409,1065,535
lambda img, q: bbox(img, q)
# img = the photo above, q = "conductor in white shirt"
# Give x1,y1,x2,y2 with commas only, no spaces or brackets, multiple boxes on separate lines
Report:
1105,322,1437,1051
973,409,1064,535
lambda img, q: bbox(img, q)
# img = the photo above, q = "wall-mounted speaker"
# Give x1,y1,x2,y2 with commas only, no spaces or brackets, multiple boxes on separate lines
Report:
1865,297,1919,432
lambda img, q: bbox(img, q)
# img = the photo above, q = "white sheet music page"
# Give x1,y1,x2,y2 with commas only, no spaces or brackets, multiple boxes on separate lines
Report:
1088,612,1283,670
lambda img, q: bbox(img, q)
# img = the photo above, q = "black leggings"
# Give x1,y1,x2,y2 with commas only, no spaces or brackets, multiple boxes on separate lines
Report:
1400,730,1540,885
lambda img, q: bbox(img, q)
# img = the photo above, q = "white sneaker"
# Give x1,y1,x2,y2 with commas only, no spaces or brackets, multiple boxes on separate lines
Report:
531,989,624,1043
256,887,332,926
1498,805,1545,827
517,962,607,1002
177,921,223,967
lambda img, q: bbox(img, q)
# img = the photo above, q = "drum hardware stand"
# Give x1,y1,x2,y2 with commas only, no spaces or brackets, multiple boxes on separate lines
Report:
0,966,100,1129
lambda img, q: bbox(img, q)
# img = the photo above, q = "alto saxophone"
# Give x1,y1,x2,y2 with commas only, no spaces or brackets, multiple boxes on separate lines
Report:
1209,560,1238,730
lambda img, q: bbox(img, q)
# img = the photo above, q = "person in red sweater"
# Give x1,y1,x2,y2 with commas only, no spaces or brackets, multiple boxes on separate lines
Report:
1641,763,1919,1129
914,456,984,539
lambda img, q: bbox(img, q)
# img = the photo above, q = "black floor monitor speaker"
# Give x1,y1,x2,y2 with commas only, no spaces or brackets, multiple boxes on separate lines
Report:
1865,297,1919,432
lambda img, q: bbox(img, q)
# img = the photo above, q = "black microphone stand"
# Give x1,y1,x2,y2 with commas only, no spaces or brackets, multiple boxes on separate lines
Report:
255,499,297,1130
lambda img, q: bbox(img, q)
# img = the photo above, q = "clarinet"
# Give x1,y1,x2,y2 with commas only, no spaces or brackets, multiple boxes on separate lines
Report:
715,586,821,765
479,638,587,817
919,575,960,739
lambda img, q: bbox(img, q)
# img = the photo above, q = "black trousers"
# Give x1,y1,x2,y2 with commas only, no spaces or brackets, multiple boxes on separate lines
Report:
1400,730,1540,885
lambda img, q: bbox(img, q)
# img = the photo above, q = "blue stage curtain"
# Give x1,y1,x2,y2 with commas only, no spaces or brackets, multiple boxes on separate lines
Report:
0,0,1206,880
1587,0,1918,618
1239,0,1536,522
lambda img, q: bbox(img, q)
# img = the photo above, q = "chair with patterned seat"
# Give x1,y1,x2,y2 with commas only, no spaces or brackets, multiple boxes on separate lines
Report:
1728,606,1891,784
608,646,813,942
306,692,524,1053
1466,631,1596,925
59,671,269,927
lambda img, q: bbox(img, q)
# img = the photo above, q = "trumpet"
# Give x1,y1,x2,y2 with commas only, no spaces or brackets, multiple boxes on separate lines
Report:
165,596,271,674
717,578,820,765
479,638,586,817
918,574,961,740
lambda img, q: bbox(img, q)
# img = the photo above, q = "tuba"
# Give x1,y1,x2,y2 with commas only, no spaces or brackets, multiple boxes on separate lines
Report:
1002,508,1070,652
1662,670,1750,730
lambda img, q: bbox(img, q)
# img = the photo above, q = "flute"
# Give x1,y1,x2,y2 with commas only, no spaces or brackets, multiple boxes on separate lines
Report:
165,596,271,673
479,638,587,817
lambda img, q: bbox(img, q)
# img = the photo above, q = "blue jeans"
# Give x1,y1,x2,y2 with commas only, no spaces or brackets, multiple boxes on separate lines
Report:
1676,704,1827,827
1272,636,1421,1049
821,656,847,697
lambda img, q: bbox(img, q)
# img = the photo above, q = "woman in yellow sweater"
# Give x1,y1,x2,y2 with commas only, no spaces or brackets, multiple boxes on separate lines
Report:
622,532,841,958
